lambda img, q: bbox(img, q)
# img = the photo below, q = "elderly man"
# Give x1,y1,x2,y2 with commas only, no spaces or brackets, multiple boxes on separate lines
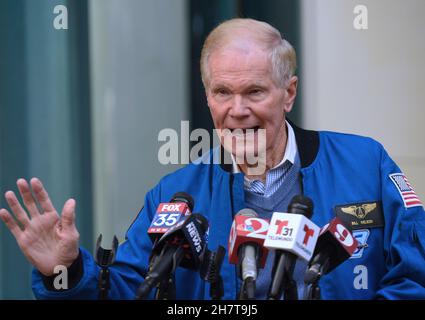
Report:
1,18,425,300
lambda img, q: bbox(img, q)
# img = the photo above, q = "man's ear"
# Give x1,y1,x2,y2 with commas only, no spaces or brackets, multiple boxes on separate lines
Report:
283,76,298,113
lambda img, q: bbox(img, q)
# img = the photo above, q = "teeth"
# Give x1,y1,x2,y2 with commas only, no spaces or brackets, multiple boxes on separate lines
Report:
229,127,260,133
227,128,260,138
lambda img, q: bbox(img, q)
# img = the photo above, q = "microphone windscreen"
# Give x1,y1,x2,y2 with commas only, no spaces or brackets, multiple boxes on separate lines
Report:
236,208,258,218
288,195,314,218
192,213,209,233
171,192,195,212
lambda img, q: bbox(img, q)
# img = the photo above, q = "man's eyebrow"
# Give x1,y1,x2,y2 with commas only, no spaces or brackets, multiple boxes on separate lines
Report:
240,82,269,91
210,82,232,90
247,82,267,88
211,81,267,89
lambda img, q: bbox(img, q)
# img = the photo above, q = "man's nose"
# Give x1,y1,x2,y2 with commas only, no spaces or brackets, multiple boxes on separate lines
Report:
229,95,250,118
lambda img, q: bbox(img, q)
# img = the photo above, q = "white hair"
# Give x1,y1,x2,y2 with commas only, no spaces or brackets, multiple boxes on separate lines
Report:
200,18,297,89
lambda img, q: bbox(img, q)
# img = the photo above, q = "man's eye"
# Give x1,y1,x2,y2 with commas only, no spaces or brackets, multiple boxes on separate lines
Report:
216,89,229,96
249,89,263,95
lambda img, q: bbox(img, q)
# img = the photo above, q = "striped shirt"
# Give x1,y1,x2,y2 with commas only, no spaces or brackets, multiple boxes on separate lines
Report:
232,121,298,198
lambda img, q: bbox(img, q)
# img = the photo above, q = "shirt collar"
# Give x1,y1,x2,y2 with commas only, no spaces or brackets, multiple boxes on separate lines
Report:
231,120,298,174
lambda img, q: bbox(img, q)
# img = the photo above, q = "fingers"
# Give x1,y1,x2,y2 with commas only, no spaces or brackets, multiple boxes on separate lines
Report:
61,199,76,230
4,190,31,228
30,178,56,214
0,208,23,239
17,179,41,218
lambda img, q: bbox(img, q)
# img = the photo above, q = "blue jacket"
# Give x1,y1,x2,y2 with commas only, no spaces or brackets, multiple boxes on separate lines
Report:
32,125,425,299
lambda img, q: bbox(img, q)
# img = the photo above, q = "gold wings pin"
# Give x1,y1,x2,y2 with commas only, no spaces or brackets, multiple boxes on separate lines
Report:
341,203,377,219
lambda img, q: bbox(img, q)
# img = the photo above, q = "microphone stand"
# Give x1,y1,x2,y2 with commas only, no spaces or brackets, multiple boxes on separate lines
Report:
304,281,321,300
283,278,298,300
303,257,330,300
155,274,176,300
210,273,224,300
268,251,298,300
200,246,225,300
136,244,184,300
239,277,256,300
155,246,181,300
95,234,119,300
283,254,299,300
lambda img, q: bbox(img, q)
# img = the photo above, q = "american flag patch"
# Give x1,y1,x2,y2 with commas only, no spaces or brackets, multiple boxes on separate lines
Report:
389,173,423,209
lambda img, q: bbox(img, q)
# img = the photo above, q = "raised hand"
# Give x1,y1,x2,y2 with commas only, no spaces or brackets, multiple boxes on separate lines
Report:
0,178,80,276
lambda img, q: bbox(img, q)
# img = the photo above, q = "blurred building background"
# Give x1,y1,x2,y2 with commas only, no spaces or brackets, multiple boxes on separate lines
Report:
0,0,423,299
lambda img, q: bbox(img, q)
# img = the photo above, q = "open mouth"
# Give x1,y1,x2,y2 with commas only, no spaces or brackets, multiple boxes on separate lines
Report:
228,126,261,134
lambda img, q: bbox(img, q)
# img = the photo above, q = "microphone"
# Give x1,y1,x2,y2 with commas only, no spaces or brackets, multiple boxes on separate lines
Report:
228,209,270,300
304,217,358,285
146,192,195,294
147,192,194,245
264,195,320,300
155,213,209,270
200,246,226,300
136,213,209,299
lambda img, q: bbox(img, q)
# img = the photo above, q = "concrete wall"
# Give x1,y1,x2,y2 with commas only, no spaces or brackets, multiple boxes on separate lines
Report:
89,0,189,242
301,0,425,200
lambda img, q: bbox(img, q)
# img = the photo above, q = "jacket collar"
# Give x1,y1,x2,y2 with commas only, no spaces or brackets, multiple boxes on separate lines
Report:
218,118,319,172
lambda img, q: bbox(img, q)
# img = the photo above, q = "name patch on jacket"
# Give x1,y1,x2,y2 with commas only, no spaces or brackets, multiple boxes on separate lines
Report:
334,201,384,230
389,173,423,209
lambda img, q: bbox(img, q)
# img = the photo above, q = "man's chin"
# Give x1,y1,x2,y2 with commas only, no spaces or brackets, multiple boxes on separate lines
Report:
231,149,260,161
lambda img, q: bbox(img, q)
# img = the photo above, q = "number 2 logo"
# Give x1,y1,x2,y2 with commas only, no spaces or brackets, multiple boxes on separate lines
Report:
245,218,269,238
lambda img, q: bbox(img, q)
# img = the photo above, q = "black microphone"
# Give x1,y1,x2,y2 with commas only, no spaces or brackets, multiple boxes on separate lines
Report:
267,195,317,300
170,192,195,211
200,246,226,300
147,192,194,246
145,192,195,289
304,217,358,285
136,213,209,299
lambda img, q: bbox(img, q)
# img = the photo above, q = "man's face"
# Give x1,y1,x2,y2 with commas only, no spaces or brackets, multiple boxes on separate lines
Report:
206,42,297,167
